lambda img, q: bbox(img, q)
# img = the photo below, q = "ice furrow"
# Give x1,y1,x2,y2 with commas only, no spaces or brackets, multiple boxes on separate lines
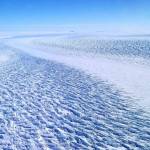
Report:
0,45,149,149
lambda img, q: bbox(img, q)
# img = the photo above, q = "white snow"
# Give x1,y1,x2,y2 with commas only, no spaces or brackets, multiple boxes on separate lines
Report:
4,35,150,112
0,54,9,63
0,34,149,149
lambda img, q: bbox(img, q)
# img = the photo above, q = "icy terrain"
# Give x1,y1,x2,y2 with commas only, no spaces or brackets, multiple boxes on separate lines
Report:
5,34,150,111
0,33,150,149
0,55,9,63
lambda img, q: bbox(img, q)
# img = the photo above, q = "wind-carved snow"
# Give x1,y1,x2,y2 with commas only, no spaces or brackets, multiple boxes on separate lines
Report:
0,43,149,149
5,35,150,112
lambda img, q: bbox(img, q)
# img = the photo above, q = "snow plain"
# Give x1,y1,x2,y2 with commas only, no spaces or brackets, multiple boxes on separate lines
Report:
5,34,150,112
0,33,149,149
0,55,9,63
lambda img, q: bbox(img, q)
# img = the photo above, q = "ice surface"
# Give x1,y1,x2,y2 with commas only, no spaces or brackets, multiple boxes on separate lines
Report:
0,44,14,63
5,34,150,112
0,43,149,149
0,33,149,149
0,55,9,63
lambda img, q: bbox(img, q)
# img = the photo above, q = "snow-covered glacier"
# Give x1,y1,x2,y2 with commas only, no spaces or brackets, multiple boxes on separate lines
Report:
0,33,150,149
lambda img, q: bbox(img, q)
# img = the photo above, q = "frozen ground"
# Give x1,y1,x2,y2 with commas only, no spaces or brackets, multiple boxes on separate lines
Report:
5,34,150,111
0,33,150,149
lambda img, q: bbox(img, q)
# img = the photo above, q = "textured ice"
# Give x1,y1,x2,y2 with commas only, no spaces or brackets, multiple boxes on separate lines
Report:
5,35,150,111
0,42,149,149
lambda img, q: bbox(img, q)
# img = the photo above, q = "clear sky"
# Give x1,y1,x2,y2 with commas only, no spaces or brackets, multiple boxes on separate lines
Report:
0,0,150,33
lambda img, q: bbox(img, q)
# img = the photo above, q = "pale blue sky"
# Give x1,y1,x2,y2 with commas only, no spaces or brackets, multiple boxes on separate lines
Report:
0,0,150,33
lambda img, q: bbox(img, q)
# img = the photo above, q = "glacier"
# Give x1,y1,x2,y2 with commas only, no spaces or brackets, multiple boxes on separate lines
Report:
0,33,149,149
5,34,150,112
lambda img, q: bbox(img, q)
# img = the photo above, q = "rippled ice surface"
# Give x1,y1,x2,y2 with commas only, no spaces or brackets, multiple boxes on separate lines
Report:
0,44,150,150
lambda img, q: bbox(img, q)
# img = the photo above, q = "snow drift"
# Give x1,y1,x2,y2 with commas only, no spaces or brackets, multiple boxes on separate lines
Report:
4,34,150,112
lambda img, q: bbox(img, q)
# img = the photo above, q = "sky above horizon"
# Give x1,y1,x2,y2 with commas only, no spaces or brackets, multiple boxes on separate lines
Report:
0,0,150,33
